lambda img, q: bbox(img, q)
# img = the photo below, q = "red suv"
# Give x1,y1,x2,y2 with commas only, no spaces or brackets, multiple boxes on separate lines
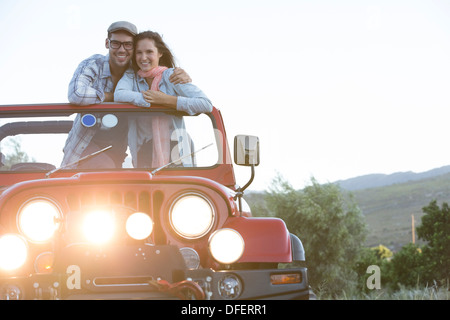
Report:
0,103,310,300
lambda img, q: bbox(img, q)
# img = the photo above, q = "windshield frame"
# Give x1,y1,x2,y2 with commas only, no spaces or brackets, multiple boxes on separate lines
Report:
0,103,236,188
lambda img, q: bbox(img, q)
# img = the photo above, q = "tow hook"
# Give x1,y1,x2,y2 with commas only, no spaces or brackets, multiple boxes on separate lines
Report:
149,279,205,300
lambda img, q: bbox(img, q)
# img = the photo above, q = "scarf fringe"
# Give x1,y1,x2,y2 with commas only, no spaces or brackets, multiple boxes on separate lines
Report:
137,66,170,167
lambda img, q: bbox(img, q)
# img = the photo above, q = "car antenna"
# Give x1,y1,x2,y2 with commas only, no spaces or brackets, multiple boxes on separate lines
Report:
151,143,213,175
45,145,112,178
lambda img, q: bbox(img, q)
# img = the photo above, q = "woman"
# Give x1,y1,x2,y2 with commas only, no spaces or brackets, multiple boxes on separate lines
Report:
114,31,213,168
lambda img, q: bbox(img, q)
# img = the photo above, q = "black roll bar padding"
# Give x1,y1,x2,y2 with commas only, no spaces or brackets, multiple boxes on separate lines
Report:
0,120,74,142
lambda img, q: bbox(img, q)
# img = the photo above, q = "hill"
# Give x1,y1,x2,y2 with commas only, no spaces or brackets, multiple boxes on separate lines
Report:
334,165,450,191
350,172,450,251
246,168,450,252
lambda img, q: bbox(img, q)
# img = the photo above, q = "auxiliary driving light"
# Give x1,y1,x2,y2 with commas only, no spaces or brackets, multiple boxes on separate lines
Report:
180,247,201,269
126,212,153,240
82,210,115,244
18,198,61,242
0,234,28,271
34,252,54,274
218,274,242,299
0,284,22,300
169,193,215,239
208,228,244,265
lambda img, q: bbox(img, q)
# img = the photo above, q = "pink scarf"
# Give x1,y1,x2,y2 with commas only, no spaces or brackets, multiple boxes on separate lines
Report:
138,66,167,91
138,66,171,167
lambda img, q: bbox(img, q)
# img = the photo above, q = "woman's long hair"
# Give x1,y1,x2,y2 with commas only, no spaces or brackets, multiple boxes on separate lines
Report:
132,31,176,71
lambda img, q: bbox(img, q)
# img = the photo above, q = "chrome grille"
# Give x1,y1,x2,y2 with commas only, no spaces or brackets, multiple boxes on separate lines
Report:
66,190,151,213
64,188,165,244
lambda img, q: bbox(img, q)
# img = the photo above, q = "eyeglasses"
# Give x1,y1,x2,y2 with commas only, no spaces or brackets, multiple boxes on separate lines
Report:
108,39,133,50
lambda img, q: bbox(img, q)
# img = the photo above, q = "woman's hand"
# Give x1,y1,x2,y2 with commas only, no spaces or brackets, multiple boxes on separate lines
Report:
142,90,178,108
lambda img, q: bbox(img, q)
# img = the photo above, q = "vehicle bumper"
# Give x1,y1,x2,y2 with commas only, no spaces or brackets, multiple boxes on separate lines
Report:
186,267,310,300
0,244,310,300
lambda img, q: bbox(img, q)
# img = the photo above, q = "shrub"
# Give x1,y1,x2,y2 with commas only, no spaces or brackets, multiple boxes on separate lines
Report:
264,175,367,297
384,243,425,289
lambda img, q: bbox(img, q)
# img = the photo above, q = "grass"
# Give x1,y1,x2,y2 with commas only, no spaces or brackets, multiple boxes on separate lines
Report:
318,281,450,300
317,287,449,300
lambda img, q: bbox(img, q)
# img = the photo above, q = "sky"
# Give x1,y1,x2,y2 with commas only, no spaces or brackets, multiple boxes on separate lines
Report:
0,0,449,191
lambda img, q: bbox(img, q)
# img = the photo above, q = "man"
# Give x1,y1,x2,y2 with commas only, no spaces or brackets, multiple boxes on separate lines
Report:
62,21,190,168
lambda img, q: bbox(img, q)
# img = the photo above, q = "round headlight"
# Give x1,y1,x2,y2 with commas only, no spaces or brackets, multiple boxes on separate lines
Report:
82,210,115,245
18,198,61,242
169,193,215,239
126,212,153,240
0,234,28,271
209,228,244,265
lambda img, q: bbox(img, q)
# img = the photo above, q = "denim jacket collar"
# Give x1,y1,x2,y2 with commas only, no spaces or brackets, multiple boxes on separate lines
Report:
136,72,147,84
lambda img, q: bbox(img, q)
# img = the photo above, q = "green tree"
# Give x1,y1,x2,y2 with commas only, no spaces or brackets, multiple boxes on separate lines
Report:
416,200,450,283
1,138,33,169
263,175,367,297
384,200,449,289
384,243,425,289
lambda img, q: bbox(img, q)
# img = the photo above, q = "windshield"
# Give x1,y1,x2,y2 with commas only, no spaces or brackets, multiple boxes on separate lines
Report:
0,110,219,172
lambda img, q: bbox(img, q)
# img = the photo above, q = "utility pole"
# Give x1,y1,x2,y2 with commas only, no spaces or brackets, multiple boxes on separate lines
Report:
411,214,415,244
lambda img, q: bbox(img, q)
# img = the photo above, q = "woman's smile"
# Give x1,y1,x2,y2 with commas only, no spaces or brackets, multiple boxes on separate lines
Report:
136,38,162,72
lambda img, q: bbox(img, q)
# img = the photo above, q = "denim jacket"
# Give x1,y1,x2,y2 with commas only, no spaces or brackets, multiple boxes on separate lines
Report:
114,68,213,114
114,69,213,167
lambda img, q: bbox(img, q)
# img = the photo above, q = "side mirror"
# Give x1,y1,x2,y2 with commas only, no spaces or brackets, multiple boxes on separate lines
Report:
234,135,260,166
